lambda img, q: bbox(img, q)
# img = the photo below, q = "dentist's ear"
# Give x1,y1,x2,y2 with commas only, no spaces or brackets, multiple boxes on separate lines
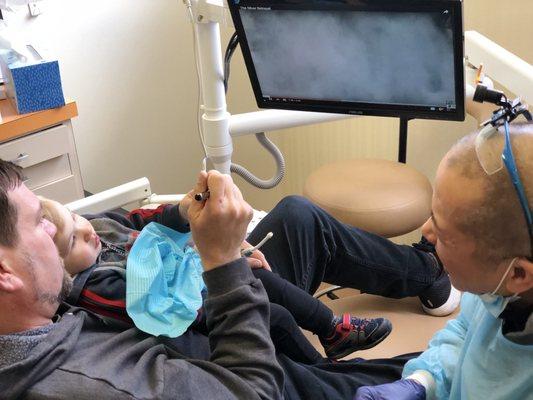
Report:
0,251,24,293
505,257,533,295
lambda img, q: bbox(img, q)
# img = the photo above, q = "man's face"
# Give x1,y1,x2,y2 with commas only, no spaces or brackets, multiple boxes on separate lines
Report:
6,185,71,316
421,156,509,294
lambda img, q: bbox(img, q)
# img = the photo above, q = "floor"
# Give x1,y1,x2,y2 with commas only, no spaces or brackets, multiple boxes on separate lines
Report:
305,286,459,360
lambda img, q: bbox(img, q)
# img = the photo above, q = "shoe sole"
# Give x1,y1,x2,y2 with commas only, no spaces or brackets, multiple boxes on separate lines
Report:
328,321,393,360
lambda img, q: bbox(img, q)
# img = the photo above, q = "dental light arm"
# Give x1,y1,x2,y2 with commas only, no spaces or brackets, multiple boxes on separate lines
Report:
465,31,533,104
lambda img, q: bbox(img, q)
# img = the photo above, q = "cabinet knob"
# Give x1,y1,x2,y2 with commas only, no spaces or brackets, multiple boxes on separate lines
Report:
10,153,29,164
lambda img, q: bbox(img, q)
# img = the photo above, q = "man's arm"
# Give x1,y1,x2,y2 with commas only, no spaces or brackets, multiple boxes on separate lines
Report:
185,170,284,399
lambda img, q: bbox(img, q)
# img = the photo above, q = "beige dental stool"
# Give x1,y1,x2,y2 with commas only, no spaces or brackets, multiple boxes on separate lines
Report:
302,153,458,359
304,158,432,238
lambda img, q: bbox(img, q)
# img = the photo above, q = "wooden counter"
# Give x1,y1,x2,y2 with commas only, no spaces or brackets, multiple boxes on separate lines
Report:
0,99,78,143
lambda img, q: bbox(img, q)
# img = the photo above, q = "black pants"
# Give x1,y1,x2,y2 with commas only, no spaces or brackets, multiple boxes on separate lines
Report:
278,352,420,400
256,269,331,363
248,196,440,298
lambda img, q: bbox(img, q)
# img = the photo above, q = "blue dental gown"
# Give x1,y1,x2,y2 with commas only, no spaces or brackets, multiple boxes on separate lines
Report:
403,293,533,400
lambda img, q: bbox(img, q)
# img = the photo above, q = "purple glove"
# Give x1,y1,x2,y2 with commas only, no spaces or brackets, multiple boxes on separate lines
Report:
354,379,426,400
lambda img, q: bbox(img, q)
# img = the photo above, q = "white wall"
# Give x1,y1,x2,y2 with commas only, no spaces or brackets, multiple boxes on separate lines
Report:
4,0,533,215
4,0,209,198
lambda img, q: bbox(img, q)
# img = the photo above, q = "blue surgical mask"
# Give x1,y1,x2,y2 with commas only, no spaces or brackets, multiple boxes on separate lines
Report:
478,293,517,318
479,257,519,318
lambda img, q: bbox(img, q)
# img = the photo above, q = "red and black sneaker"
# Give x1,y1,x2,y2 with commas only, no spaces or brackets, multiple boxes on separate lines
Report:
319,313,392,360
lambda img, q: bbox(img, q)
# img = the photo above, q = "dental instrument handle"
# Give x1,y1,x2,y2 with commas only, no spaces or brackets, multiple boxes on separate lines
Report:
194,158,210,201
241,232,274,257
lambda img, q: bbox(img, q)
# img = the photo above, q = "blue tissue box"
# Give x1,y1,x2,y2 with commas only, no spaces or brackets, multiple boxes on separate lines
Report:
0,46,65,114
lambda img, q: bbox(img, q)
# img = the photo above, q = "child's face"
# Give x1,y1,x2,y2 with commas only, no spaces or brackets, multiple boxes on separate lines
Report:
46,200,102,275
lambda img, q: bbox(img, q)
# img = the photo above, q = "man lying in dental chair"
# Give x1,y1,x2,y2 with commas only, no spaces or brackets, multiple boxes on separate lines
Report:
0,159,454,399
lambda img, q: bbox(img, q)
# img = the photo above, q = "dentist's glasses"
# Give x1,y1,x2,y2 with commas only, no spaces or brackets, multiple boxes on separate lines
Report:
475,120,533,255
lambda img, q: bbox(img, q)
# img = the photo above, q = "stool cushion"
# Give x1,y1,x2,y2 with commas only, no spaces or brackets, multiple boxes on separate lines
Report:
303,159,432,237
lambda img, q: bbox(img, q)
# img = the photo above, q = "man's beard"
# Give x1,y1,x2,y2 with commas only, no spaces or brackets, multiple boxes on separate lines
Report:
56,270,73,304
38,263,73,306
23,251,73,306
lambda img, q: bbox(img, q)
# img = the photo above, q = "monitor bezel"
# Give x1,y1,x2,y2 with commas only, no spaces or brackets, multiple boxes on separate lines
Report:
228,0,465,121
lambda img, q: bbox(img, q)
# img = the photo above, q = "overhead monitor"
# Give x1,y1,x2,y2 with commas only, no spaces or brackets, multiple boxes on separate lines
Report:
228,0,465,121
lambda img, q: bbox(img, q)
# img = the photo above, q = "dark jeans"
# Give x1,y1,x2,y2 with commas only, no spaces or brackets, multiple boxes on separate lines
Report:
268,302,324,364
248,196,440,298
278,352,420,400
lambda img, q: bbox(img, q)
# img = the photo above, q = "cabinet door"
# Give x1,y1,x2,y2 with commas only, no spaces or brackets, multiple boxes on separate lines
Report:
0,123,84,202
22,154,72,190
0,124,71,169
33,176,81,204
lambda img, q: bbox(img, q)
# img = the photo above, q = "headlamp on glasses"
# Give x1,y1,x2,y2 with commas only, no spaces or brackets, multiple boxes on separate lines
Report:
473,85,532,127
473,84,533,257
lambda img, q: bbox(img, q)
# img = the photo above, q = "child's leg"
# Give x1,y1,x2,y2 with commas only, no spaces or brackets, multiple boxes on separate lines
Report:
269,303,324,364
252,268,333,336
189,308,208,335
190,297,324,364
253,268,392,359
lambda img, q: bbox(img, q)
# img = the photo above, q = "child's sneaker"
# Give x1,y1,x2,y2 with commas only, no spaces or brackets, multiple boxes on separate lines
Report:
319,314,392,360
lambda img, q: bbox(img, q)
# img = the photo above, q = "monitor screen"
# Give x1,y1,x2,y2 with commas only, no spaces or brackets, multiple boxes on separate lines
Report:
228,0,465,121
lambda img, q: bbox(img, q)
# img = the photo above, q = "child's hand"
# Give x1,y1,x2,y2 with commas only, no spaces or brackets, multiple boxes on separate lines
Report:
241,240,272,271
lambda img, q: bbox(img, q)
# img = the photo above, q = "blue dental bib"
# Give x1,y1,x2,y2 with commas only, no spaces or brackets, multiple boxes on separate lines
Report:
126,222,205,337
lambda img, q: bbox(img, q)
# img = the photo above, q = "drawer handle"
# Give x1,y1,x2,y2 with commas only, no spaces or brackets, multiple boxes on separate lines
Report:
10,153,29,164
